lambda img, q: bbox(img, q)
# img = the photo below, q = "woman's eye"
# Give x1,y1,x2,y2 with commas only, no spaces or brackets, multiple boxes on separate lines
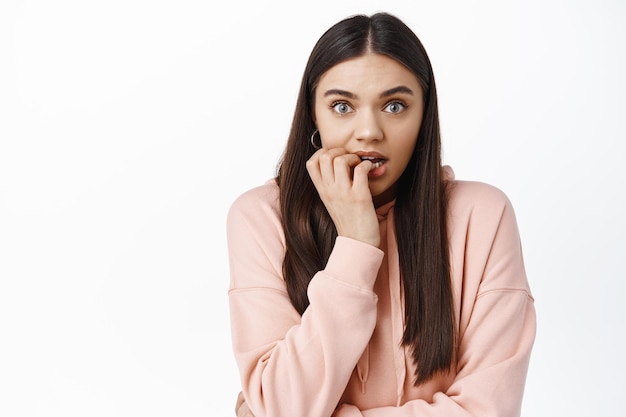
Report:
332,102,352,114
384,101,406,114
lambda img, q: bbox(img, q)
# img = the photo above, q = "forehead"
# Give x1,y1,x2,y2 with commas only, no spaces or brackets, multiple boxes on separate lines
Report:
316,53,421,94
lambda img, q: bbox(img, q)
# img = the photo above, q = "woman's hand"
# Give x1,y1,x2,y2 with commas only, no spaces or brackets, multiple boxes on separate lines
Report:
306,148,380,247
235,392,255,417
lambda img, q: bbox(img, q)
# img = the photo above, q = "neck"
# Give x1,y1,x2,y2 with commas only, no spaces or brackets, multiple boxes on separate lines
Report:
373,183,397,208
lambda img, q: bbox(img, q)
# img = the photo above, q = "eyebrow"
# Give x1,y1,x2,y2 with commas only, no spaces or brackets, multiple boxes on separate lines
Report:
323,85,415,99
323,89,356,99
380,86,415,98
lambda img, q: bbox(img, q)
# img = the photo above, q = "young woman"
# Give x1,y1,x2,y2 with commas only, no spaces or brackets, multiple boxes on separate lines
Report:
227,12,535,417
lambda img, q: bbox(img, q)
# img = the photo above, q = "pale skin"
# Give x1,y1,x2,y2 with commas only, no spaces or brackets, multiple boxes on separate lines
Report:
306,53,424,248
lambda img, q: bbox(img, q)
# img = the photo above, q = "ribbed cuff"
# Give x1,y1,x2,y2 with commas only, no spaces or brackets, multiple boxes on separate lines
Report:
322,236,384,291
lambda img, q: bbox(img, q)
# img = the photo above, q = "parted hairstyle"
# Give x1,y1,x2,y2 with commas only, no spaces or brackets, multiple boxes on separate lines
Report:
275,12,455,385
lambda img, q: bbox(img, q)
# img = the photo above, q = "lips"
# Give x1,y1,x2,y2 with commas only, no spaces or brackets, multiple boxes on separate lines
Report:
355,152,387,169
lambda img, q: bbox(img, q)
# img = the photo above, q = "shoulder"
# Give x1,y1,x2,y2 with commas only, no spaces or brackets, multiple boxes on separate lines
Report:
443,169,530,297
226,180,286,289
444,166,513,224
444,167,522,259
447,179,512,217
228,179,280,221
227,179,284,243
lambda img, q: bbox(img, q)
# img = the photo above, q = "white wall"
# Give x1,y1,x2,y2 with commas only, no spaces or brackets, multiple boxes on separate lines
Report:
1,0,624,415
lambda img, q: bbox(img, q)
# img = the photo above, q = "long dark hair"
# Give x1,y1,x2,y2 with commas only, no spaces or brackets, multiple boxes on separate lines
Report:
275,12,455,385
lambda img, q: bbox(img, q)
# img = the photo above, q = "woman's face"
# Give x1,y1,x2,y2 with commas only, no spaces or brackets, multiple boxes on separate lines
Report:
313,53,424,204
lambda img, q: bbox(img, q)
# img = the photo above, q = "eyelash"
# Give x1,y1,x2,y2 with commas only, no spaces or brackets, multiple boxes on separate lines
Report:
384,101,408,113
330,101,352,114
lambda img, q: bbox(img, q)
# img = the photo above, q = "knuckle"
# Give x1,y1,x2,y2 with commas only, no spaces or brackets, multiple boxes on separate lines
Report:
353,163,368,174
318,152,332,164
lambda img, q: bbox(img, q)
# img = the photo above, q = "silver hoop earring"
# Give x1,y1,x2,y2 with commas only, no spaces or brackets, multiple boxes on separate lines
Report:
310,129,321,149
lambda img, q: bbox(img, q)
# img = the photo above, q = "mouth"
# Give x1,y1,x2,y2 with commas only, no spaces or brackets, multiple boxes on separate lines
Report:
357,152,387,169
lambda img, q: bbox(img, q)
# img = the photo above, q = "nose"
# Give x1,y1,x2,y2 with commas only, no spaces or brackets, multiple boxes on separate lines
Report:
354,109,383,143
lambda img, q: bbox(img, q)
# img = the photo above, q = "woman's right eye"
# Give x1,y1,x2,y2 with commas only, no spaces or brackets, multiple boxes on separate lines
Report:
331,102,353,114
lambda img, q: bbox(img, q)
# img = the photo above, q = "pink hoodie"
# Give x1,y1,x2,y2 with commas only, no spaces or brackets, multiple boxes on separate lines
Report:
227,167,535,417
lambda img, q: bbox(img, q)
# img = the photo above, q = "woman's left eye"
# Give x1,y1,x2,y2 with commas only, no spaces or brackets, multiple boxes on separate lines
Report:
384,101,406,113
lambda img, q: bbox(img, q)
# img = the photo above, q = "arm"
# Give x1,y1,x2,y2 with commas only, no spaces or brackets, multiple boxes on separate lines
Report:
335,292,535,417
334,185,536,417
227,185,384,417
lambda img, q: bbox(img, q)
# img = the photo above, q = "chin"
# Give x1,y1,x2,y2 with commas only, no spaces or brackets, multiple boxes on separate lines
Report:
369,182,389,196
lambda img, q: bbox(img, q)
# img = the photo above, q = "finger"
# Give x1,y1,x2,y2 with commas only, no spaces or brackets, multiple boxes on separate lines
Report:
316,148,349,185
332,153,363,186
306,148,344,188
305,152,322,186
352,160,373,190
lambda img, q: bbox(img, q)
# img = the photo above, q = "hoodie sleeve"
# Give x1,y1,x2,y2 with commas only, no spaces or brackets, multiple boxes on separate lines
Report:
334,182,536,417
227,183,384,417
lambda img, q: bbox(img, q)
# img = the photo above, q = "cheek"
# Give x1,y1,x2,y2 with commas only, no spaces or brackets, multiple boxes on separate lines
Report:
394,149,413,175
403,137,419,156
320,131,348,148
392,135,419,174
316,119,348,147
390,124,419,154
313,106,333,143
398,119,421,153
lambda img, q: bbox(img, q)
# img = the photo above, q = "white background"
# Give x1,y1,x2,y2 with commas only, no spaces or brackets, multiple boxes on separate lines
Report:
1,0,624,416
